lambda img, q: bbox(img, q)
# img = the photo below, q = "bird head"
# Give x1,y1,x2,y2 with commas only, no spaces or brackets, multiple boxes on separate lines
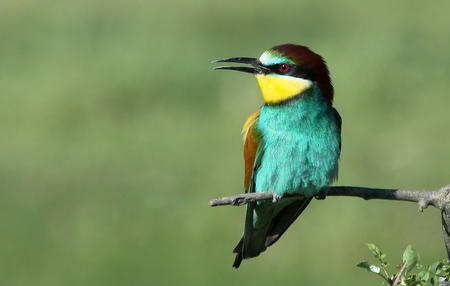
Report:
213,44,333,105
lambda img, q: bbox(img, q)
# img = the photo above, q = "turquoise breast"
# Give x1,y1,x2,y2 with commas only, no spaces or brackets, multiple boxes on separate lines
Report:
254,83,341,197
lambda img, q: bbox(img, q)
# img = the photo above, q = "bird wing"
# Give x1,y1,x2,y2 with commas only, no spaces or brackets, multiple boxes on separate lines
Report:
232,107,262,268
242,107,262,191
331,106,342,152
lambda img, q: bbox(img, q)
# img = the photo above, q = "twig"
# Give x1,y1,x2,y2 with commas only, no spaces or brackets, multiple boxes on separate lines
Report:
209,185,450,259
392,262,407,286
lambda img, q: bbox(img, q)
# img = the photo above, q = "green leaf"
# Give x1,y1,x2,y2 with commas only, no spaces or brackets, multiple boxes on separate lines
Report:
422,271,430,282
402,245,419,272
367,243,380,256
416,270,426,280
404,275,418,286
357,261,371,271
430,261,442,273
357,261,382,274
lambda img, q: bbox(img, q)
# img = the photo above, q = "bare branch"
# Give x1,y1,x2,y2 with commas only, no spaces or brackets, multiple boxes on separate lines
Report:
209,185,450,211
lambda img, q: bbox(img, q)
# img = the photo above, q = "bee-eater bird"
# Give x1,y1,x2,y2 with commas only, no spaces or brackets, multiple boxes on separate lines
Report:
213,44,342,268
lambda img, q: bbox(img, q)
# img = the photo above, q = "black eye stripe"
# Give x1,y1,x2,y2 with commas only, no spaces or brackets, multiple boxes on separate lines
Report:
265,64,315,80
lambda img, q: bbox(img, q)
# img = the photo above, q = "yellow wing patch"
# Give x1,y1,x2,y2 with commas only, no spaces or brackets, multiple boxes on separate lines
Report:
242,108,261,143
242,108,261,190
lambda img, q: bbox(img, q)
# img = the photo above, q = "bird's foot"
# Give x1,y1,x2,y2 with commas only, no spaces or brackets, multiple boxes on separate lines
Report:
272,193,282,203
315,189,327,200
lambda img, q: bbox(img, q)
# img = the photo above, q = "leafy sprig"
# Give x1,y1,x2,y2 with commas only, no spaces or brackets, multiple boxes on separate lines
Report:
357,243,449,285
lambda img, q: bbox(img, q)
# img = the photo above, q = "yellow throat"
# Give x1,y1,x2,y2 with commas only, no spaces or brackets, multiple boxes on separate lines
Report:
255,74,312,104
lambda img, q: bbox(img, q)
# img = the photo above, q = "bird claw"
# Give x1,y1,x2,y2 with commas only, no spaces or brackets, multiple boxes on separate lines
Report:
315,190,327,200
272,194,282,203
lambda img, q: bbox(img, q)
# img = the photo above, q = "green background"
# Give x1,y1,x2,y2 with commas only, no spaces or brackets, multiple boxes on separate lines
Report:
1,0,449,285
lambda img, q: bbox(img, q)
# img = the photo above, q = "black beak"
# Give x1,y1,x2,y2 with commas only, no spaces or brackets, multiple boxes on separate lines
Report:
212,57,269,74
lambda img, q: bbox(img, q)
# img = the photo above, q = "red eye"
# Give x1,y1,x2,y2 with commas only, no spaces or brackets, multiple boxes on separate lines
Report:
279,63,289,72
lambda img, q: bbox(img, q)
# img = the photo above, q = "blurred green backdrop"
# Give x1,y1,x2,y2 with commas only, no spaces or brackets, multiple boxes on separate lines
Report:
0,0,449,285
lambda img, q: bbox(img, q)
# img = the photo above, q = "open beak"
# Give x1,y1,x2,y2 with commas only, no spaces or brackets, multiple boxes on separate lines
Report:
212,57,270,74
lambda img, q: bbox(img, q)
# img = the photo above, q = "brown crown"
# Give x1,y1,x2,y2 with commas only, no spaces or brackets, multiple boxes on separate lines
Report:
271,44,334,104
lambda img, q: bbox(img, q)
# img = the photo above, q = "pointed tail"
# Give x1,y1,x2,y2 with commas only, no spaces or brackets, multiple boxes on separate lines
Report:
232,197,312,268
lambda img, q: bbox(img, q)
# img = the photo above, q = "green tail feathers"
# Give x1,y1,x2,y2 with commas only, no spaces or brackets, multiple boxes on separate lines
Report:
232,197,312,268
